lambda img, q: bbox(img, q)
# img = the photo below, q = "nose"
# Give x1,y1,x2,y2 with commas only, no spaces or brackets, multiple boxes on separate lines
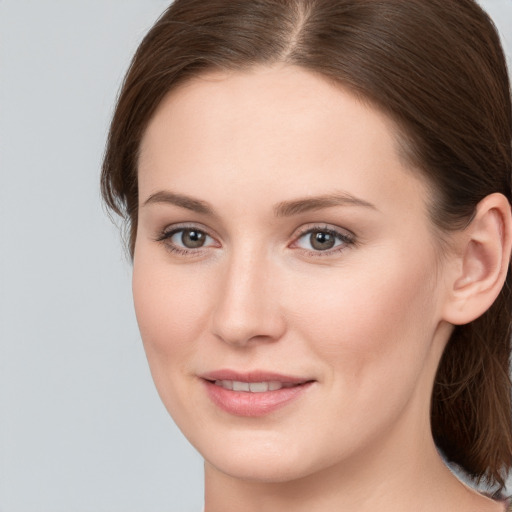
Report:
210,248,286,347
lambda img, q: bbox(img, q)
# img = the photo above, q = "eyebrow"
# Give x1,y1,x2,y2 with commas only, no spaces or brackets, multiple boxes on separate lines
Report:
142,190,214,215
142,190,377,216
274,193,377,217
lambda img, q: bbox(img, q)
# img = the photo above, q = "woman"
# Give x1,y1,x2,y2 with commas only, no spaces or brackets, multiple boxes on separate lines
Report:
101,0,512,510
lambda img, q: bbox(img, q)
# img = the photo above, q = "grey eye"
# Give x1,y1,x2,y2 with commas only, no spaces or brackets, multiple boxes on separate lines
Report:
295,228,351,252
158,225,219,255
176,229,207,248
309,231,336,250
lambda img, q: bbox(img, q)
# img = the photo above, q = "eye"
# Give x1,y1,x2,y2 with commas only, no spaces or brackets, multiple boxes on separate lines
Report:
293,226,355,254
172,228,209,248
157,226,218,255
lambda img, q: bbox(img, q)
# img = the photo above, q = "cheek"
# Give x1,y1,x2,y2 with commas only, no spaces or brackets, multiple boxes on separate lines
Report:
278,253,442,459
131,253,210,388
287,248,440,391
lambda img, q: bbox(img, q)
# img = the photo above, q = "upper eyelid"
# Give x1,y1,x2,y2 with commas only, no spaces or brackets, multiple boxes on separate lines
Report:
159,222,216,238
158,222,353,237
292,223,355,240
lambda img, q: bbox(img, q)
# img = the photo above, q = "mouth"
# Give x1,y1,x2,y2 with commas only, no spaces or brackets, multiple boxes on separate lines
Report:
209,380,301,392
200,371,315,417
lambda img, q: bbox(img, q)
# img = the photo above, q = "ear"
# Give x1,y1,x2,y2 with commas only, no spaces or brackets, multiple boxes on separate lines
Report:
442,193,512,325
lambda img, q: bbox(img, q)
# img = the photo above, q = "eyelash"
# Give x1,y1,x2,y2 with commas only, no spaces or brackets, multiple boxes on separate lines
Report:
155,224,217,257
155,224,356,258
292,225,356,257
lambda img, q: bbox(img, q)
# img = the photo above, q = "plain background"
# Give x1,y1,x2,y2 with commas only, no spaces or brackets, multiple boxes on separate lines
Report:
1,1,511,511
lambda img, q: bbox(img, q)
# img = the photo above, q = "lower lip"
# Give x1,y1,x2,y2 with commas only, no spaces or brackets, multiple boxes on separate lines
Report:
203,380,314,417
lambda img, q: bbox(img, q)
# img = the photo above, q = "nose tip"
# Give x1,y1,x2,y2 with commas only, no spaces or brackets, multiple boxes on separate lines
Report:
213,324,280,347
210,258,286,347
211,294,287,347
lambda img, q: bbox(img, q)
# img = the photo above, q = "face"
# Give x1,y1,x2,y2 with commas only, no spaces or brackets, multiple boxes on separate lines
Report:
134,65,453,483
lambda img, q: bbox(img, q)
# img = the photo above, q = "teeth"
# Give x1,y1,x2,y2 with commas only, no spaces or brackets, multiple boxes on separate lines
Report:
221,380,233,390
233,381,250,392
214,380,292,392
249,382,268,392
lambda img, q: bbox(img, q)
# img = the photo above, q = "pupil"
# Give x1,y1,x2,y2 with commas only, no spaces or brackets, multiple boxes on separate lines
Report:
311,231,335,250
182,229,205,248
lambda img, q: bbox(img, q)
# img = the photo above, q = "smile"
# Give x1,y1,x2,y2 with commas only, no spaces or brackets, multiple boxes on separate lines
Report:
213,380,298,392
201,371,315,416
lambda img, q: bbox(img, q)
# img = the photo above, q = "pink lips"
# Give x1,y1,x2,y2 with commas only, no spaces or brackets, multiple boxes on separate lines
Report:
200,370,314,417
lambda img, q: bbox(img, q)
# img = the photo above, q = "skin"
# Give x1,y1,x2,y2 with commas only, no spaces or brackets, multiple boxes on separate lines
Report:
133,65,507,512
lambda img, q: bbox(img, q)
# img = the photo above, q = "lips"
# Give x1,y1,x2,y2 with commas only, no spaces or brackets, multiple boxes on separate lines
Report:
200,370,315,417
213,380,297,392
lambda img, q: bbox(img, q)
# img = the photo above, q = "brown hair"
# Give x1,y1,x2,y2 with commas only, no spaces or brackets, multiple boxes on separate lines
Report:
101,0,512,491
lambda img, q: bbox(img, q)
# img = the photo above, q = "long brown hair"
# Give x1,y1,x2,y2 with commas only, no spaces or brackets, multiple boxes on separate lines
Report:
101,0,512,491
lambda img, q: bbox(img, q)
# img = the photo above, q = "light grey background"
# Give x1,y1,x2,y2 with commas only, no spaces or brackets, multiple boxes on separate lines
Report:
0,1,511,511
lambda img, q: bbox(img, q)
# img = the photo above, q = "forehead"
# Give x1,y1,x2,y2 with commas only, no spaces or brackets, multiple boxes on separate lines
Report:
138,64,428,218
139,64,399,166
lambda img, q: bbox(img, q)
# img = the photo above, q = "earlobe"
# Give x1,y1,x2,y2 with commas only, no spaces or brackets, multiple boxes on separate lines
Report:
443,193,512,326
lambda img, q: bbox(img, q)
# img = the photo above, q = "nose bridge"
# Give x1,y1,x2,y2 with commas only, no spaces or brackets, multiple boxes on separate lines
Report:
211,241,284,346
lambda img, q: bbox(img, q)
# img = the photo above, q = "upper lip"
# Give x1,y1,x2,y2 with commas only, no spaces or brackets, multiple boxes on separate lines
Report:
200,369,313,384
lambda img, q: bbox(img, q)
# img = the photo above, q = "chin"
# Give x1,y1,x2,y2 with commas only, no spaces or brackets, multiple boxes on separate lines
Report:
196,428,342,484
206,452,315,483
